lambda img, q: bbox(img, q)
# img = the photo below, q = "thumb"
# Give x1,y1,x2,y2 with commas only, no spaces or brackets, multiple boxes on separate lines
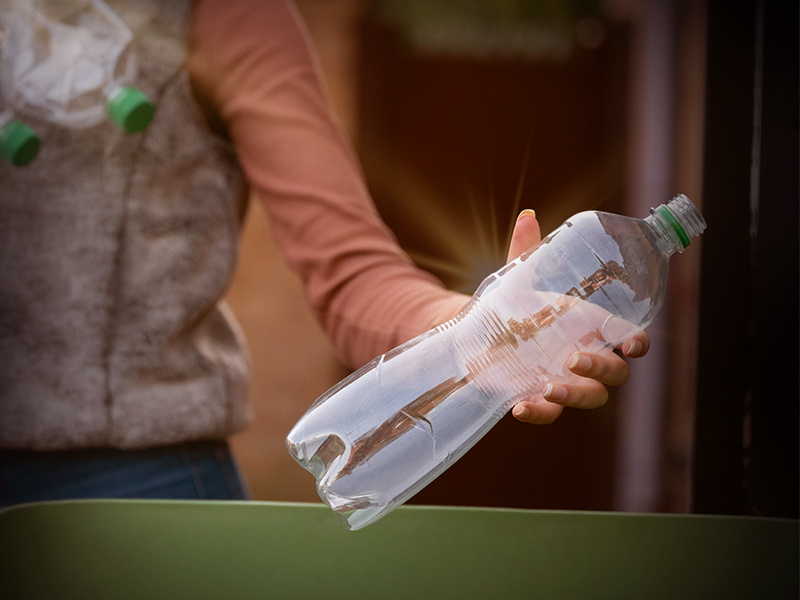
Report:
506,209,541,262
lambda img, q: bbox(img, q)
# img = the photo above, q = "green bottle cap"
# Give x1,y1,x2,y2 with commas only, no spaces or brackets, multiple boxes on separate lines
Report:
0,119,41,166
107,87,155,133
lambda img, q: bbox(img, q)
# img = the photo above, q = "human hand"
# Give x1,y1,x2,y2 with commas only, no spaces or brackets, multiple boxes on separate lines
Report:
505,209,650,425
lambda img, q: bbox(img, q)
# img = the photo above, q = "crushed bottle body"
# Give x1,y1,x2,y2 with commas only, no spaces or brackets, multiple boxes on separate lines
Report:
287,195,706,530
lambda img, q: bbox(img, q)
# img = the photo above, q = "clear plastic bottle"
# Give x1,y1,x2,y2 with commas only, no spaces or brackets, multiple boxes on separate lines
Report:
286,194,707,530
0,0,154,133
0,106,39,165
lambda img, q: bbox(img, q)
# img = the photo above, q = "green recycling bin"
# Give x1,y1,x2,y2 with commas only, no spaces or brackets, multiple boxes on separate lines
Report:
1,500,796,599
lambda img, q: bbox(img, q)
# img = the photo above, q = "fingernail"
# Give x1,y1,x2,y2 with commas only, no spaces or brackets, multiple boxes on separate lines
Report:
518,208,536,221
543,383,567,401
513,405,530,419
569,353,592,372
625,339,639,356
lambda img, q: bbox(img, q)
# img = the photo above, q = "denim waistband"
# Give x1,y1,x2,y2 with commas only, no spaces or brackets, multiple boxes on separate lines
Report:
0,441,251,506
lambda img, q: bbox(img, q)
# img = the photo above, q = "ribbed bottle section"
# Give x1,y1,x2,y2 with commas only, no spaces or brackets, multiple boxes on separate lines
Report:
445,299,543,416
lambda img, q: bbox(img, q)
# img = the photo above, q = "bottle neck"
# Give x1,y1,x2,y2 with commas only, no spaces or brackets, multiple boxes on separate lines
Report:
645,210,686,257
644,194,707,257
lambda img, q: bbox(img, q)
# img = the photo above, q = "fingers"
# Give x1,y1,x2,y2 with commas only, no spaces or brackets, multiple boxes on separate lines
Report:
511,377,608,424
534,341,645,411
512,342,645,422
618,331,650,358
512,397,564,425
506,209,541,262
568,351,631,387
541,379,609,410
537,348,631,410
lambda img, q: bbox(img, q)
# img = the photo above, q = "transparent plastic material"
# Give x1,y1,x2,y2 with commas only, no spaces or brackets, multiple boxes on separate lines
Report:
287,194,707,530
0,0,154,132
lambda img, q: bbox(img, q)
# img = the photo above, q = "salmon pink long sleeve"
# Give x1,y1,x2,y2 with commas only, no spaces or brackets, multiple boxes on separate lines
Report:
188,0,467,369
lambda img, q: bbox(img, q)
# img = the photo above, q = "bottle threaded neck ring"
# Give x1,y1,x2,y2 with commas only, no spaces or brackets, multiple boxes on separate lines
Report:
652,194,707,249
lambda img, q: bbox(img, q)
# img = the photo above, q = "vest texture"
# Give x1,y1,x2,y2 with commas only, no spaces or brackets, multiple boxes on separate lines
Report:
0,0,251,449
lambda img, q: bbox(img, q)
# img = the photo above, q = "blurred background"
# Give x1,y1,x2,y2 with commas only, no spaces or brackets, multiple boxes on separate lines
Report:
224,0,798,518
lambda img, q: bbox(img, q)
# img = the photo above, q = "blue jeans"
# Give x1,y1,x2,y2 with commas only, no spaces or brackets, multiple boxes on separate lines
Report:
0,441,250,506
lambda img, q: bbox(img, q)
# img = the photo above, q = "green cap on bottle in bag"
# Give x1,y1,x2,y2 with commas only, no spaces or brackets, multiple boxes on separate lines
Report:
0,120,41,166
107,87,155,133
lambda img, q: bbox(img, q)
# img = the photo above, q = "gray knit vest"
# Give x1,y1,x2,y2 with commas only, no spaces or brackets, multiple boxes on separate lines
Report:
0,0,251,449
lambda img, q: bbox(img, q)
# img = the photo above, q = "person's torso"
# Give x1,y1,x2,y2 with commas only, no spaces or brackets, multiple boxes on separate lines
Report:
0,0,252,449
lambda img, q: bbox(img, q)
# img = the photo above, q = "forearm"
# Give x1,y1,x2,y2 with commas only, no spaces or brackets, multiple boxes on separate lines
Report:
188,0,465,368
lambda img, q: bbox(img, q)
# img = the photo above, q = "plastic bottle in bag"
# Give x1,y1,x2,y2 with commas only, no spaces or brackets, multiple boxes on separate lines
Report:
0,106,39,164
286,194,707,531
0,0,154,133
